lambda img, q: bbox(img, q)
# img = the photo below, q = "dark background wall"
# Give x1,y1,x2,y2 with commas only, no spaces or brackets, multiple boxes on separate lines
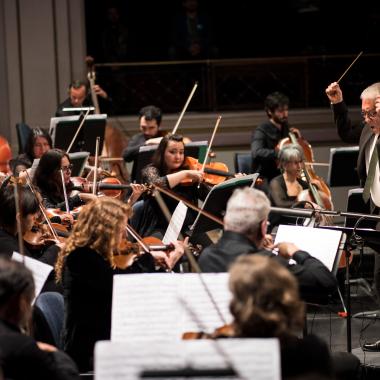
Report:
85,0,379,63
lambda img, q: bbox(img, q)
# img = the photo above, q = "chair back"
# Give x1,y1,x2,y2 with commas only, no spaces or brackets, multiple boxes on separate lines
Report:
234,153,252,174
35,292,64,349
16,123,32,154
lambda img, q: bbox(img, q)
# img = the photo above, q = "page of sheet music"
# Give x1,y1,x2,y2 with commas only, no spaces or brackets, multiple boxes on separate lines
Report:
111,273,232,341
95,339,281,380
12,252,53,303
162,201,188,244
274,225,342,271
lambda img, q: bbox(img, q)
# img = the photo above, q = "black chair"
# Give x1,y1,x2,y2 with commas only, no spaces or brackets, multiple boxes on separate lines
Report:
35,292,65,349
234,153,252,174
16,122,32,154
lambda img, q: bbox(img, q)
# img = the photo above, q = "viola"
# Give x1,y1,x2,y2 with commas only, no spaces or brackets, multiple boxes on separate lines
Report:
183,156,235,186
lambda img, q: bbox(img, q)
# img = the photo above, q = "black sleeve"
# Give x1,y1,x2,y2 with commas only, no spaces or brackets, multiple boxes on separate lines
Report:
122,134,144,162
285,250,337,300
251,128,277,161
269,176,295,208
332,102,363,144
11,337,79,380
42,195,83,212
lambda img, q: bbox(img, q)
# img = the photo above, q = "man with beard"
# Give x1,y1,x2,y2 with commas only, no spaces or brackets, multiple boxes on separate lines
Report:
251,92,300,193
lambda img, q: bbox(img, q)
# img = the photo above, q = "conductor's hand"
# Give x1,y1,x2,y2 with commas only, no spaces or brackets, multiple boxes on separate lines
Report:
274,242,299,259
326,82,343,104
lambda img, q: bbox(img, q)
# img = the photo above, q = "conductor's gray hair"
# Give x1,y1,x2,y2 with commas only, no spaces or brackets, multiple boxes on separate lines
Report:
224,187,270,236
361,83,380,100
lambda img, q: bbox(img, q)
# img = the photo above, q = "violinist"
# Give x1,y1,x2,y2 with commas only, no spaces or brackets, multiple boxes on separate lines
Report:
136,134,207,238
228,255,359,380
10,127,52,176
198,187,337,302
55,197,185,372
251,91,300,192
33,149,96,212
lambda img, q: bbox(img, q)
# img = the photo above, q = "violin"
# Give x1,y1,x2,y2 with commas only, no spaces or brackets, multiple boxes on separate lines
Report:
183,156,235,186
278,131,333,211
113,236,175,270
71,176,134,198
182,324,235,340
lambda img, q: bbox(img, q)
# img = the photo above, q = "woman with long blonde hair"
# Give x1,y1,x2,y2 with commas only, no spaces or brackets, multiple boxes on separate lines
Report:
56,196,184,372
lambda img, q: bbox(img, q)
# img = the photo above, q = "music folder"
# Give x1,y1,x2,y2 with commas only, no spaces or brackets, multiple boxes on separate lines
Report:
49,114,107,155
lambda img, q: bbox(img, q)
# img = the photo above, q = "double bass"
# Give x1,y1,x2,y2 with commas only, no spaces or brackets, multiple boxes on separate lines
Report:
85,56,129,183
0,136,12,174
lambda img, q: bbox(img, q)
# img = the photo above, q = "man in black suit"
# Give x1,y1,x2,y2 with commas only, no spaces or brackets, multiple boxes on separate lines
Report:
198,187,337,302
326,81,380,351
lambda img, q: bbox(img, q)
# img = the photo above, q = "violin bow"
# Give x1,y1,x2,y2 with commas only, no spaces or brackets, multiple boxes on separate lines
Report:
153,184,224,226
337,51,363,84
13,179,25,261
152,186,228,326
24,171,60,240
60,170,71,215
171,82,198,135
93,137,100,195
199,115,222,179
66,108,91,153
125,223,150,254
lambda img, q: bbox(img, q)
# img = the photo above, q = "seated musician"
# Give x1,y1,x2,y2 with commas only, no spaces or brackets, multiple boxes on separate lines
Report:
198,187,337,301
33,149,96,212
0,257,79,379
135,134,207,238
55,197,185,372
251,92,293,192
55,80,112,117
122,105,164,164
10,127,52,176
228,255,360,380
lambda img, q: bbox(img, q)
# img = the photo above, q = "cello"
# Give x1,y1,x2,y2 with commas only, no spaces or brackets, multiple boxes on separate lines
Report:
278,130,333,211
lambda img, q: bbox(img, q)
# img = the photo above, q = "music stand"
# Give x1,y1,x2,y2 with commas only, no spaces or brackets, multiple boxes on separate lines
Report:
327,146,360,187
189,174,259,237
49,114,107,155
132,141,208,183
68,151,90,177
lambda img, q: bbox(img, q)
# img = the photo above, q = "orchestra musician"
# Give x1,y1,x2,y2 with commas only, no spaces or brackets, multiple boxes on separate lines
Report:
122,105,165,164
55,197,185,372
251,91,300,192
326,81,380,352
33,149,96,212
134,134,207,238
55,80,112,117
0,257,80,379
228,255,360,380
10,127,52,176
198,187,337,301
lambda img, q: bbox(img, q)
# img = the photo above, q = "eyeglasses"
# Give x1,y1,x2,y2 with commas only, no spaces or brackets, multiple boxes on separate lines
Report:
361,109,378,119
61,164,73,172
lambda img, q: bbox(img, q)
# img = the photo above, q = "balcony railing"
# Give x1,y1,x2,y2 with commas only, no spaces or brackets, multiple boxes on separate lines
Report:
95,54,380,116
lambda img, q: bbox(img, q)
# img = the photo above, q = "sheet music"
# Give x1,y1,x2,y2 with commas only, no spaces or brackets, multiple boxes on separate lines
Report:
95,339,280,380
274,225,342,271
12,252,53,303
162,201,188,244
111,273,232,341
